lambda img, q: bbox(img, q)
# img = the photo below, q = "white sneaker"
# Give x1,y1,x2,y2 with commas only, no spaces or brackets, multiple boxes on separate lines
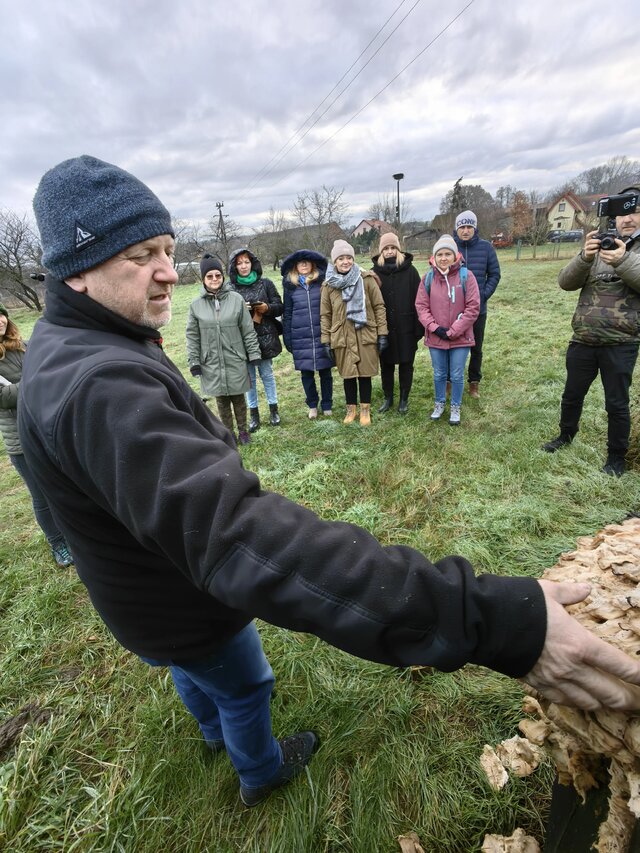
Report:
308,407,318,419
449,404,461,426
430,401,446,420
323,409,332,417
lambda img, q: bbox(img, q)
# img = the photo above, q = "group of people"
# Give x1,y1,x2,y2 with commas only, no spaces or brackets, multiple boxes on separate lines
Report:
5,154,640,817
185,209,502,436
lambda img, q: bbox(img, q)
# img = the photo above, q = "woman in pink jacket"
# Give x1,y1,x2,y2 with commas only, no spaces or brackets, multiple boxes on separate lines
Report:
415,235,480,425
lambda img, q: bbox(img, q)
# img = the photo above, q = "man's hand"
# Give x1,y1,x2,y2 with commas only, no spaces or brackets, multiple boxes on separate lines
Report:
582,231,601,261
523,580,640,710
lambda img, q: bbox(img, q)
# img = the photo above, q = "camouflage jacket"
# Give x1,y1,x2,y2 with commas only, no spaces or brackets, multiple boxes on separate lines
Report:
558,241,640,345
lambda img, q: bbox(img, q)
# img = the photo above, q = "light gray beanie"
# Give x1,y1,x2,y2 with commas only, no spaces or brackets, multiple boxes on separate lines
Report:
331,239,355,263
33,155,174,279
433,235,458,257
455,210,477,230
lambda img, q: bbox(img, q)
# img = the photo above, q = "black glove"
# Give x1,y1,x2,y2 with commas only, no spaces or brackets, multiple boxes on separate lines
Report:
248,357,262,366
377,335,388,353
322,343,336,365
190,365,203,376
434,327,449,340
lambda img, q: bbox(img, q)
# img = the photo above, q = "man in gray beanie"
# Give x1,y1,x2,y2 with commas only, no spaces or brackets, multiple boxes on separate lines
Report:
19,157,640,814
453,209,501,397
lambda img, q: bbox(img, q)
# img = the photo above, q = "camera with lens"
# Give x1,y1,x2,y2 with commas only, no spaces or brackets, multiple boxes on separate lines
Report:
595,232,621,251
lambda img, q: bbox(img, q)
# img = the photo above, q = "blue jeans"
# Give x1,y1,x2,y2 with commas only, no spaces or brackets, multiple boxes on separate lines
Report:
246,359,278,408
429,347,470,407
300,368,333,411
10,453,66,549
141,622,281,788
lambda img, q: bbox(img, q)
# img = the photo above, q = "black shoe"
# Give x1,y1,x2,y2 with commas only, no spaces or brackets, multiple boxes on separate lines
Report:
542,433,573,453
240,731,318,807
268,403,281,426
603,455,626,477
249,407,261,433
378,397,393,413
398,393,409,415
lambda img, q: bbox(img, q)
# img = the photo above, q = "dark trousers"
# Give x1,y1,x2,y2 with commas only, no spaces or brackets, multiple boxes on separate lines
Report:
300,368,333,411
343,377,372,405
216,394,247,435
559,341,639,456
468,312,487,383
380,359,415,398
10,452,66,549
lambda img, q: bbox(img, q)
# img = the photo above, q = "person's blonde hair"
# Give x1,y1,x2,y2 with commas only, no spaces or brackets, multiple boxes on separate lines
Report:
289,263,320,286
375,248,405,267
0,317,26,359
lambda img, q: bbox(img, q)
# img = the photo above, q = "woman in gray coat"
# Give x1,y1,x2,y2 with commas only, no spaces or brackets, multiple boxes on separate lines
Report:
0,303,72,566
186,256,261,445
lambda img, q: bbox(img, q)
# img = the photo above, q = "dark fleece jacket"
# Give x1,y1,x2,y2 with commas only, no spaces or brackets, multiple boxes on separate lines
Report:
18,277,546,675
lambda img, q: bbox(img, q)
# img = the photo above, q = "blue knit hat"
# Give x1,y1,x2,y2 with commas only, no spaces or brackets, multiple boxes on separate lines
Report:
33,155,174,279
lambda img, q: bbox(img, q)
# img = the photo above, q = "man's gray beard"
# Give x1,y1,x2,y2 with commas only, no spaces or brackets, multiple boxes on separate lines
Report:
140,306,172,329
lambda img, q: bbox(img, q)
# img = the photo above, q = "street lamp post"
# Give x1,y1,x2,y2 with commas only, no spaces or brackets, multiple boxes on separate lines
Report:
392,172,404,229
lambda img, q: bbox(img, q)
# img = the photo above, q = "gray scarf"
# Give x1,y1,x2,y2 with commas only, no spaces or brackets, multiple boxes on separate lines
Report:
325,263,367,329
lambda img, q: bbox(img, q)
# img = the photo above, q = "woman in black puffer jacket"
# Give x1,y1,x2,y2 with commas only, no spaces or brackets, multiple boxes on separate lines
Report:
371,232,423,414
228,248,284,430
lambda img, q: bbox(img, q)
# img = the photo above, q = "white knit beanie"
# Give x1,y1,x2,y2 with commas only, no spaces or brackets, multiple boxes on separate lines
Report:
433,235,458,257
331,239,355,263
455,210,477,230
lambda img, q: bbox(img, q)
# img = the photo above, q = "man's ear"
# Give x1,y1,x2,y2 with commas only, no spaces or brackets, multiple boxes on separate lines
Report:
65,273,87,293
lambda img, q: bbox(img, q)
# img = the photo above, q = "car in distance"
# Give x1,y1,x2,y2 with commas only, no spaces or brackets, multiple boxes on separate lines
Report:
550,230,584,243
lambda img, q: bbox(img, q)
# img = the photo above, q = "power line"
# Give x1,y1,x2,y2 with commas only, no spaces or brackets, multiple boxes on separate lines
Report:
269,1,475,192
235,0,422,201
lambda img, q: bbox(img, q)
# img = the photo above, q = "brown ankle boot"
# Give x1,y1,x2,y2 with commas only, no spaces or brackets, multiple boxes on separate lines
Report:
359,403,371,426
343,404,357,424
469,382,480,399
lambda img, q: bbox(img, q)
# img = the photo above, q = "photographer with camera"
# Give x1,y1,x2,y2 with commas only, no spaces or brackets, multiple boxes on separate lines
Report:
542,187,640,475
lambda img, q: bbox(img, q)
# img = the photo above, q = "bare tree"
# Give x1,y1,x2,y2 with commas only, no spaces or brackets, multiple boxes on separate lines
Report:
439,180,500,238
574,156,640,195
367,193,412,227
511,191,533,240
252,207,294,270
527,191,553,257
208,204,242,269
291,186,349,254
171,218,209,284
0,210,43,310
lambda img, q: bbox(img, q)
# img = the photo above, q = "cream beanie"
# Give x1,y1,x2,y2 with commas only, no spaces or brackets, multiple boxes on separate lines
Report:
331,239,355,263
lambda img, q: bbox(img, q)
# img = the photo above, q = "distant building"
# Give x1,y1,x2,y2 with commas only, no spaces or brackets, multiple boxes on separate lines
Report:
351,219,394,238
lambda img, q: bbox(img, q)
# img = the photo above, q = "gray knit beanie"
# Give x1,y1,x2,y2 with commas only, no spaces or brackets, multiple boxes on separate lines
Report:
200,254,224,281
330,239,355,263
433,235,458,257
33,155,174,279
455,210,477,230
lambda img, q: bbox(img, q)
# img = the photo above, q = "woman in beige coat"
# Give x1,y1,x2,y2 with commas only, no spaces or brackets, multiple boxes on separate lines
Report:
320,240,388,425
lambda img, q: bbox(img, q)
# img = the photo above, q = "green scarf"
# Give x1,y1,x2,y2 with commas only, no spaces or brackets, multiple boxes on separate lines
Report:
236,271,258,285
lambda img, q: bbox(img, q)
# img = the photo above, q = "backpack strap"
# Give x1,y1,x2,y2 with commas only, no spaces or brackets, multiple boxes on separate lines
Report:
422,269,434,295
422,266,467,295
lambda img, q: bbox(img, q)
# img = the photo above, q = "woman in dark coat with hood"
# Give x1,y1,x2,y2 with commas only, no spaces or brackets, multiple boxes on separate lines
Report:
371,232,423,414
281,250,333,418
228,248,284,430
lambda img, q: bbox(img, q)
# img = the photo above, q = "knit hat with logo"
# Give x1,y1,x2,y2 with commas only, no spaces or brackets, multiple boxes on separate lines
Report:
433,235,458,257
33,155,174,279
331,239,355,263
455,210,478,230
200,254,224,281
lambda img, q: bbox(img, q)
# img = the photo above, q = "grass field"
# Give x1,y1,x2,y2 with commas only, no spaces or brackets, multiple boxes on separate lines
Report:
2,252,640,852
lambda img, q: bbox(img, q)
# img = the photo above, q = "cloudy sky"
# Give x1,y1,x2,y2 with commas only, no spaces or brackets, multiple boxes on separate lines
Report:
2,0,639,232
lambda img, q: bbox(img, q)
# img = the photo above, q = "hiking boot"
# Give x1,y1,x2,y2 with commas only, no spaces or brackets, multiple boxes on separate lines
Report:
359,403,371,426
468,382,480,399
449,404,461,426
239,731,318,808
378,397,393,413
398,392,409,415
238,430,251,446
430,401,446,421
603,455,626,477
249,408,261,433
343,404,357,424
308,407,318,419
269,403,281,426
51,542,74,568
542,433,572,453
